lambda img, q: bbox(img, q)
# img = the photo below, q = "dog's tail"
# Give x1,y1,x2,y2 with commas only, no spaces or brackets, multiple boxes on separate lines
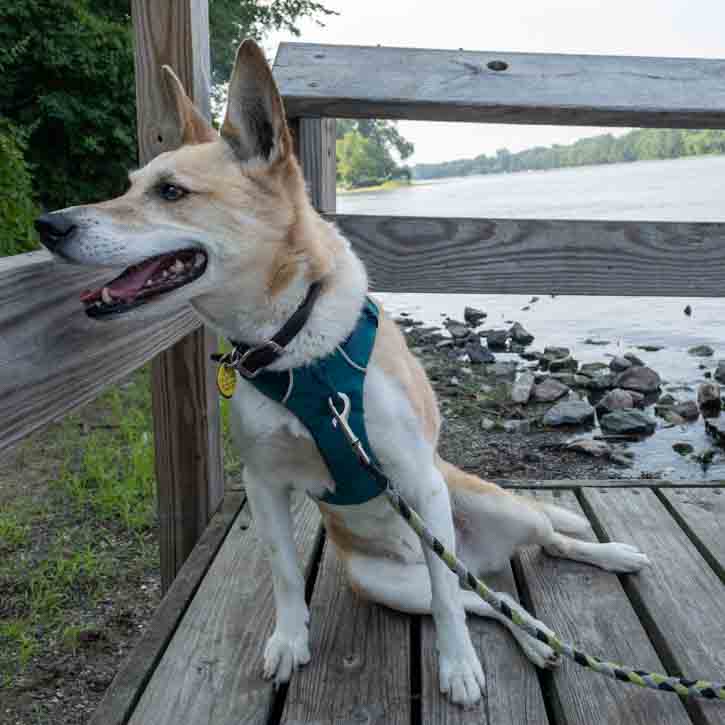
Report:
436,457,589,536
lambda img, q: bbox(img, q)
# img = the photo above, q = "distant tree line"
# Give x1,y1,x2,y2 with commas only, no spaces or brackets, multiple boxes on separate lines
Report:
336,119,413,189
412,128,725,180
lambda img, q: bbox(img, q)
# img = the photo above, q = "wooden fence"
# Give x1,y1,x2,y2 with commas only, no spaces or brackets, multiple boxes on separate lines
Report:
2,5,724,592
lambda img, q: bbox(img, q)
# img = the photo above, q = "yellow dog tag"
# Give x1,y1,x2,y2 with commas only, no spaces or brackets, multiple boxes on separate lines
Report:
216,364,237,399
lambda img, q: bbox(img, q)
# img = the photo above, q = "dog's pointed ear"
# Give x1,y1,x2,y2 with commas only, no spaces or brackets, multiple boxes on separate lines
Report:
221,39,292,164
162,65,217,145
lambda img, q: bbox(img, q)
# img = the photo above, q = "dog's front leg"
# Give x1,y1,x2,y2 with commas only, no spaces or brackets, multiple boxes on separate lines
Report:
244,471,311,685
412,467,485,707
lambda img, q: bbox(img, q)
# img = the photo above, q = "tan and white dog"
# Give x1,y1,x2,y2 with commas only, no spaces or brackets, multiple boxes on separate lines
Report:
36,40,650,707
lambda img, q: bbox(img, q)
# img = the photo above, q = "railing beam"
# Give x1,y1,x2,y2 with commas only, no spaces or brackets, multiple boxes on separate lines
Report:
131,0,223,594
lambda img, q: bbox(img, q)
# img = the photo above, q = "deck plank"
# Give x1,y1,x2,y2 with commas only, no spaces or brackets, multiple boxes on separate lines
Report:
281,542,410,725
420,565,549,725
659,488,725,581
515,491,691,725
128,494,322,725
582,487,725,725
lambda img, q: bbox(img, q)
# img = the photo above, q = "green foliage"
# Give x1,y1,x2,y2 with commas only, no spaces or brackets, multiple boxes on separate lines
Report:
413,128,725,180
210,0,335,84
0,121,39,255
336,119,414,188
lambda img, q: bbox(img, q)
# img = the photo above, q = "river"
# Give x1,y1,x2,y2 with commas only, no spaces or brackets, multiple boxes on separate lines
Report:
339,154,725,480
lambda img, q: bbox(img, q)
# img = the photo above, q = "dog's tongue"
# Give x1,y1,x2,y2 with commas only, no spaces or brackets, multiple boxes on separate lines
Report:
80,256,168,303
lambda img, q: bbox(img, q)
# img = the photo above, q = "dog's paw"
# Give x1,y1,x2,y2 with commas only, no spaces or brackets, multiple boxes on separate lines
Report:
599,542,651,573
262,629,311,685
439,648,486,708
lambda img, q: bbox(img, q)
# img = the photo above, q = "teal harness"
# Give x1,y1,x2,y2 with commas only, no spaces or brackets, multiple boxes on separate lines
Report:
245,298,386,506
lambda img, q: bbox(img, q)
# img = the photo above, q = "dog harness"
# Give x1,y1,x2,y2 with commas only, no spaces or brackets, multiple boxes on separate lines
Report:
217,296,387,506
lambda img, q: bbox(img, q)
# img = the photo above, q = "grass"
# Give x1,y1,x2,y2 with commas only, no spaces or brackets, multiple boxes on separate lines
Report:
0,363,240,693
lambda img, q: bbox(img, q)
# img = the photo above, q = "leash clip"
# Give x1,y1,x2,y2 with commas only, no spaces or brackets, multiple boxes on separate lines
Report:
328,393,371,467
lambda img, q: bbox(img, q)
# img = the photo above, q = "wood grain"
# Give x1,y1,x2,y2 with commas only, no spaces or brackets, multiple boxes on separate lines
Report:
515,491,690,725
128,494,322,725
281,542,411,725
275,43,725,128
420,565,549,725
291,117,337,213
328,214,725,297
499,480,723,489
0,251,201,453
581,487,725,725
132,0,223,592
90,492,243,725
659,488,725,581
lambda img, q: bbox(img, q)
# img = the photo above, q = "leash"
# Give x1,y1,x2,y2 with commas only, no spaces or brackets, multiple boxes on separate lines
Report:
328,391,725,701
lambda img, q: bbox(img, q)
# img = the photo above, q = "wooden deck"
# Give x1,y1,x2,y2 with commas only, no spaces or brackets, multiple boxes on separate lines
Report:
91,482,725,725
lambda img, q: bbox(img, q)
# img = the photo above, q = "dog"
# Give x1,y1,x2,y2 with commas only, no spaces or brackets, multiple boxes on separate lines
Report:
36,39,650,707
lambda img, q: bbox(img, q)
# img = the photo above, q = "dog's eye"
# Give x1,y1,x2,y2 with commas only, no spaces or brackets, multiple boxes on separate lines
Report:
158,183,187,201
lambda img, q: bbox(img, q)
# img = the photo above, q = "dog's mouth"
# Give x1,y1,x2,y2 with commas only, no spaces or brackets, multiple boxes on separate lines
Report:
80,248,207,318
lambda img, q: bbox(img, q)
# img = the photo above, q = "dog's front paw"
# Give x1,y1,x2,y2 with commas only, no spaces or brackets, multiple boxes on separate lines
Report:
439,647,486,708
262,629,311,685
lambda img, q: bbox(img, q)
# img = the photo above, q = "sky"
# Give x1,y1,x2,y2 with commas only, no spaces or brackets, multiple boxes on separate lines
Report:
267,0,725,164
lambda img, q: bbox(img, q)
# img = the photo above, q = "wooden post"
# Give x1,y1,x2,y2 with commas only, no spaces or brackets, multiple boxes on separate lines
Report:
131,0,224,594
292,118,337,213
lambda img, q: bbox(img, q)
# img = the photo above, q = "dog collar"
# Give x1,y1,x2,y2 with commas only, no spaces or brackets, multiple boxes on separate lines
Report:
211,281,323,381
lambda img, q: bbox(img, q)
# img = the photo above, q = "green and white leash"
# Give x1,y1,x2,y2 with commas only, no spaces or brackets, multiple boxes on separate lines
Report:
328,392,725,701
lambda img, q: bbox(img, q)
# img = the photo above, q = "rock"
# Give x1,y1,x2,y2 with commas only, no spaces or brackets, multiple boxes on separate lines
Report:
530,296,539,304
658,393,676,406
610,452,634,467
483,362,518,380
623,352,645,366
705,417,725,445
609,356,632,372
614,366,662,394
549,357,578,373
503,419,531,434
688,344,714,357
532,378,571,403
436,339,455,349
543,346,570,360
567,438,612,458
684,304,692,316
464,306,487,326
550,373,590,388
482,330,509,351
521,305,531,311
445,321,472,340
481,416,498,432
465,342,496,365
579,362,610,377
698,382,722,416
523,451,541,463
583,338,611,346
672,400,700,422
596,388,637,415
519,349,543,362
511,373,535,404
715,361,725,384
509,321,534,346
543,399,595,427
662,411,687,426
672,442,694,456
582,372,615,391
600,410,657,436
637,345,664,352
450,376,460,386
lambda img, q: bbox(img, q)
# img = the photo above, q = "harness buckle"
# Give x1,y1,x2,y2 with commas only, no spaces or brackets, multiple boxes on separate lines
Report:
329,393,372,467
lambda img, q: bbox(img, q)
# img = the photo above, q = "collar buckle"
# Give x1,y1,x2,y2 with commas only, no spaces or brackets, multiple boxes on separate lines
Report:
235,340,284,379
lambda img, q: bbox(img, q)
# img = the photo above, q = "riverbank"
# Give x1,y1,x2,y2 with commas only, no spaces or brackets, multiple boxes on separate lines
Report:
337,178,412,194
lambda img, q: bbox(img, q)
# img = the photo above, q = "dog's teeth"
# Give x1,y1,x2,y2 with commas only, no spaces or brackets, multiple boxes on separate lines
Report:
101,287,113,305
162,270,169,278
194,253,205,268
145,280,153,287
171,259,185,274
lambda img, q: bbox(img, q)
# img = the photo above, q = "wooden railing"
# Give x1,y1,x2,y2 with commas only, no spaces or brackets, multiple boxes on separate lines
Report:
2,16,725,592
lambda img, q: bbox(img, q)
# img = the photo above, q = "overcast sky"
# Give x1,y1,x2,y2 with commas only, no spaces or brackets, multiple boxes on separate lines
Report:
267,0,725,164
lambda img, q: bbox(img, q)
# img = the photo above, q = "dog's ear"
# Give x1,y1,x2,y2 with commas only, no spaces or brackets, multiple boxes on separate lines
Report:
221,39,292,164
162,66,217,145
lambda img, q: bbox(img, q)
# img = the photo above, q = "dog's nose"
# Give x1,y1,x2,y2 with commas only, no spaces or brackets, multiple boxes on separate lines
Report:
35,213,77,251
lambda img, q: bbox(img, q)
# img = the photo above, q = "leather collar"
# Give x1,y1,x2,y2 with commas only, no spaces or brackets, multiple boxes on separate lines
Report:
211,281,323,378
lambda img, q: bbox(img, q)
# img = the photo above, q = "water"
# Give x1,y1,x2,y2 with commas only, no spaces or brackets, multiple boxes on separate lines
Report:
339,155,725,480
